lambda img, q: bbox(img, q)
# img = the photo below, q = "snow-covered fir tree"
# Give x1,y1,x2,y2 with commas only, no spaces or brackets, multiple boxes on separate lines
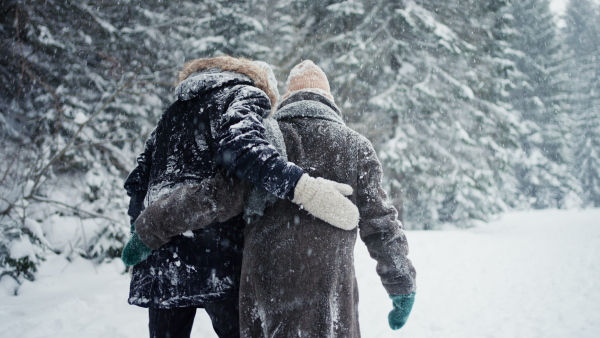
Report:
0,0,179,284
375,0,524,228
507,0,581,209
0,0,279,286
254,0,525,229
563,0,600,207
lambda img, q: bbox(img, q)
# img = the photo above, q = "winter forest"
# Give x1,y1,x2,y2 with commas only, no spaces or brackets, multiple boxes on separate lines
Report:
1,0,599,291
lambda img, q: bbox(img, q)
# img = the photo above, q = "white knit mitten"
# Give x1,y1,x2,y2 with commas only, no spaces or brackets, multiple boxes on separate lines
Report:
291,174,359,230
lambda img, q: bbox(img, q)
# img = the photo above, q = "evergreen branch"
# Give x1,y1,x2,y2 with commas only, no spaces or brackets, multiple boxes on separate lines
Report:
313,3,383,51
120,17,202,32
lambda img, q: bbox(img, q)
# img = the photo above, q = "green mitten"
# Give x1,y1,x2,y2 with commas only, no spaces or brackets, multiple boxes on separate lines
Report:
388,292,415,330
121,230,152,266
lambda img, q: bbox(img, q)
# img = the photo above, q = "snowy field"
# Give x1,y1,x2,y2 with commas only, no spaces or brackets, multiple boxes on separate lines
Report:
1,208,599,338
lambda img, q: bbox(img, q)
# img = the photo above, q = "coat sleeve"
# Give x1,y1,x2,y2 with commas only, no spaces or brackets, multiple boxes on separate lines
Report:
210,85,303,200
134,173,251,250
123,128,156,224
356,136,416,296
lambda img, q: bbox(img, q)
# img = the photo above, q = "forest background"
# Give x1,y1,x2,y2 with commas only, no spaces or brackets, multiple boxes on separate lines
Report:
1,0,598,290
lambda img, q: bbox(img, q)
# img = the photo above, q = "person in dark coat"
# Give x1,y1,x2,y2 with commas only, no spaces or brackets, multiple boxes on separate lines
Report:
128,60,417,337
122,56,359,338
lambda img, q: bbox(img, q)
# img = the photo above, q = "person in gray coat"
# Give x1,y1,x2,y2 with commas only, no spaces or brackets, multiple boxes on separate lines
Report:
128,61,416,337
238,61,416,337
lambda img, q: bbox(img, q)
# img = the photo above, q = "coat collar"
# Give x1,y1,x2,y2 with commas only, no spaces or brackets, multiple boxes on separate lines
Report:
275,91,344,126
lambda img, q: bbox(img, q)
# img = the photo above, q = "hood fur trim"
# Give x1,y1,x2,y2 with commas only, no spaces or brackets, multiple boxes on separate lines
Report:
176,56,278,111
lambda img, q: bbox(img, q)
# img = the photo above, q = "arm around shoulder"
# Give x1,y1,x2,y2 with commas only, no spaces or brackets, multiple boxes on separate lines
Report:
211,85,304,200
135,172,250,250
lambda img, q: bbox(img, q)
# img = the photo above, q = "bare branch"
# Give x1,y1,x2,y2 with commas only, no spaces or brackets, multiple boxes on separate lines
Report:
71,137,140,150
30,195,120,223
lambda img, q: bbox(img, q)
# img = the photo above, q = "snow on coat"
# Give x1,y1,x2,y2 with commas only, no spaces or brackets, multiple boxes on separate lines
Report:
239,91,417,337
123,57,303,309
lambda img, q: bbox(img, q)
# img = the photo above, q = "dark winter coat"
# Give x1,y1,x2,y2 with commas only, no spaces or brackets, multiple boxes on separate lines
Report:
239,91,417,337
123,58,303,309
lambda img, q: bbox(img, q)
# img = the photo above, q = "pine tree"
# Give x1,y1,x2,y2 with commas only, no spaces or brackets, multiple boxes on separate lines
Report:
563,0,600,206
507,0,581,209
377,0,523,228
0,0,277,286
0,0,170,283
255,0,524,228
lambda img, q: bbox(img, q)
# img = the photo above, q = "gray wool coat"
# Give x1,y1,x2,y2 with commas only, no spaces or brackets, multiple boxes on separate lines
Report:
239,91,416,337
134,91,416,337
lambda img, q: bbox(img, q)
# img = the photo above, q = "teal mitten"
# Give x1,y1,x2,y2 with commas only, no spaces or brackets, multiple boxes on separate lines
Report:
388,293,416,330
121,228,152,266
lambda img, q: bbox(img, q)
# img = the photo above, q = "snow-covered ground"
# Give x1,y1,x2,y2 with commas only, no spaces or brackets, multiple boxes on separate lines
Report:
1,208,599,337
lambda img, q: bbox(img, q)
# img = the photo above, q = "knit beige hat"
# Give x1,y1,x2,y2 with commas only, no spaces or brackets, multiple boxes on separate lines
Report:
281,60,334,102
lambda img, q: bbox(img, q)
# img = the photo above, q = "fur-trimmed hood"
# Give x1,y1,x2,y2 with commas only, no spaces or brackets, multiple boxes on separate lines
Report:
175,56,279,110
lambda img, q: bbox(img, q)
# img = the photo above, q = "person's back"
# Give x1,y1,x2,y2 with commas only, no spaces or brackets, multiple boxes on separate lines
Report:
239,61,416,337
126,59,281,310
240,92,364,337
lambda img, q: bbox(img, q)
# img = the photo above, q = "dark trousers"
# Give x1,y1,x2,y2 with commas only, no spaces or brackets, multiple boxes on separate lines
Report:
149,299,240,338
